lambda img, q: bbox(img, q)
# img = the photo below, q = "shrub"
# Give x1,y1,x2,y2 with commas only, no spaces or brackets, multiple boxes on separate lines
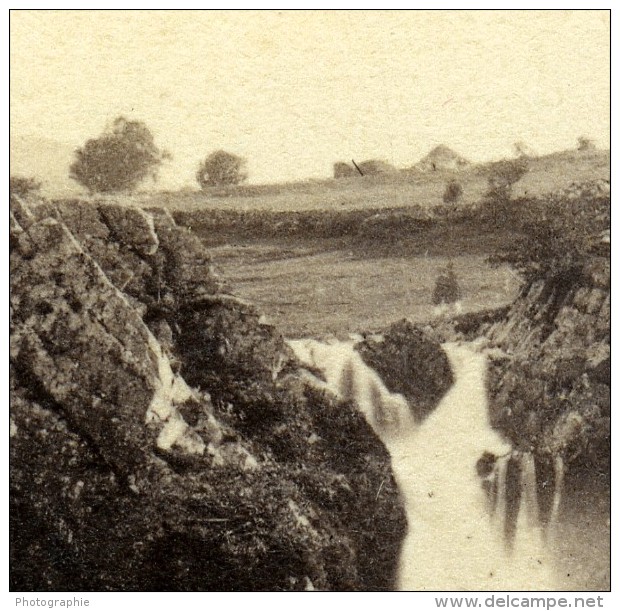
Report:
577,136,596,151
196,150,248,189
477,157,529,225
432,263,462,306
70,117,169,194
442,179,463,204
489,182,610,282
483,157,528,203
10,176,42,199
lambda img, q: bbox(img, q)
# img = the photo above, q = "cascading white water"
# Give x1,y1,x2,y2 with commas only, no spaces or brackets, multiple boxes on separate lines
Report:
288,338,560,591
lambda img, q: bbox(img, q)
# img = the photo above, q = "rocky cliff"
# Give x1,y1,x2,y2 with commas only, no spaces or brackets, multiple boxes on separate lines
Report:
484,259,610,480
9,196,407,591
431,182,611,485
438,255,610,485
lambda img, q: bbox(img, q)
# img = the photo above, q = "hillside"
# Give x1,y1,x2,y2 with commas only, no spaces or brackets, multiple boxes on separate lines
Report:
135,148,609,213
14,137,609,213
512,149,610,198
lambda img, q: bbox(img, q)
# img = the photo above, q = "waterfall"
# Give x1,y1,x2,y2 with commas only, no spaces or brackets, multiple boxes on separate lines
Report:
546,454,565,546
494,452,555,590
287,338,560,591
286,339,416,437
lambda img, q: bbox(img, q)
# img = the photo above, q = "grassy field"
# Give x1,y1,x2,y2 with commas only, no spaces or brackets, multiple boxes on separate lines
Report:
149,148,606,337
134,149,609,213
145,169,489,212
48,147,608,338
210,241,521,338
513,149,610,198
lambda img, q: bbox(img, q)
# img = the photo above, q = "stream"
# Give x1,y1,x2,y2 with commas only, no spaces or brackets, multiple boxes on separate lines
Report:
288,339,561,591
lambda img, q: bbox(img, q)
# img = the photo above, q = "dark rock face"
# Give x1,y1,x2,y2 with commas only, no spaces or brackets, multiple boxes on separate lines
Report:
10,197,406,591
481,267,610,480
356,319,454,423
419,252,609,482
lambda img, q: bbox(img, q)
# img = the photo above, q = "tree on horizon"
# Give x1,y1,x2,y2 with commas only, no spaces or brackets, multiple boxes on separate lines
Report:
69,117,170,194
196,150,248,189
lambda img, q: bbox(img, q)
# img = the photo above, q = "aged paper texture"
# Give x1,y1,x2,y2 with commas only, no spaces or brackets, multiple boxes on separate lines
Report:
10,9,610,595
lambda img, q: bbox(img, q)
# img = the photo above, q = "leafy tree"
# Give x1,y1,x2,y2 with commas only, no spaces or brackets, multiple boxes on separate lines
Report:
489,182,610,282
483,157,528,203
196,150,248,189
10,176,42,198
477,157,529,226
70,117,169,194
442,179,463,205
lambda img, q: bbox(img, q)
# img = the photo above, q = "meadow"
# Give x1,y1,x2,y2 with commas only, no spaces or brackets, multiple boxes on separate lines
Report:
135,148,609,337
207,241,520,338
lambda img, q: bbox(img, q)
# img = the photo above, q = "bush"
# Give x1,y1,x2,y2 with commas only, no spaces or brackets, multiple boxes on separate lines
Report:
196,150,248,189
70,117,169,194
577,136,596,151
10,176,42,199
483,157,528,203
489,182,610,282
477,157,529,225
442,179,463,204
432,263,461,306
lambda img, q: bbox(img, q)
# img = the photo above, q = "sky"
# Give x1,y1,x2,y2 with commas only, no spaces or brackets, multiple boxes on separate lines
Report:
10,10,610,190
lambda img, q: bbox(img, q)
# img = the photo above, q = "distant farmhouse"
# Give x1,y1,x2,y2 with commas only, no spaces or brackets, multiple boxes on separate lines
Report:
334,159,397,178
415,145,471,172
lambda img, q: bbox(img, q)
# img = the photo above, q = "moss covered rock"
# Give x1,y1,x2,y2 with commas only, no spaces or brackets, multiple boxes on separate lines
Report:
10,198,406,591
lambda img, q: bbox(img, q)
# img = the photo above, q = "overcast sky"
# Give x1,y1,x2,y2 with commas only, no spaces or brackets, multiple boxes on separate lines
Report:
10,10,610,188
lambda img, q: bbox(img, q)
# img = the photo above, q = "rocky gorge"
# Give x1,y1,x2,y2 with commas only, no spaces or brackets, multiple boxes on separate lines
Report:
10,196,411,591
9,188,610,591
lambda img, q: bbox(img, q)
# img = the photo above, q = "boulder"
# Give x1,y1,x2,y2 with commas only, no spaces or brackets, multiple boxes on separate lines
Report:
356,319,454,422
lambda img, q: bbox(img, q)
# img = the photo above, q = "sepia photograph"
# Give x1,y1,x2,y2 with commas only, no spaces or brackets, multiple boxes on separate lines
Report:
9,9,611,596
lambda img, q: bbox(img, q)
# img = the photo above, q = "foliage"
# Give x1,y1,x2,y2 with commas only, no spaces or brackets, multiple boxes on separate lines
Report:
484,181,610,474
442,179,463,204
432,263,462,305
10,176,42,198
69,117,169,194
577,136,596,151
483,157,529,203
196,150,248,188
475,157,529,225
489,181,610,281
